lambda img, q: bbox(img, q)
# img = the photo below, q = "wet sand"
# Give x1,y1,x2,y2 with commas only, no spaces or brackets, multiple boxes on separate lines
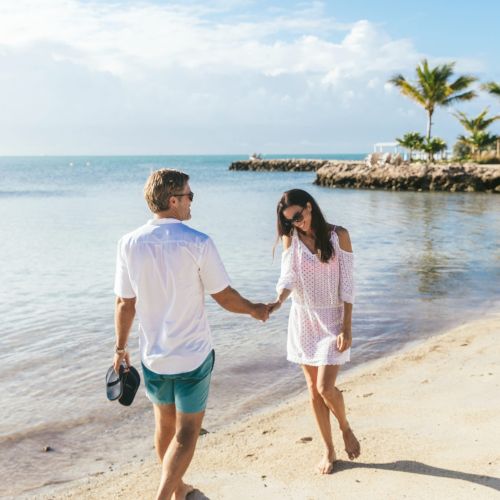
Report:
40,314,500,499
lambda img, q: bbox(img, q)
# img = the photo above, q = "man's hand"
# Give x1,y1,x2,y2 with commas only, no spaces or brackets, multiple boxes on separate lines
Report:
113,351,131,374
337,329,352,352
250,303,271,322
114,296,136,373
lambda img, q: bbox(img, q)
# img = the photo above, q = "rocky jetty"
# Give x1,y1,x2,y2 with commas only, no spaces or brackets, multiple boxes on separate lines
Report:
228,159,500,192
229,159,332,172
314,162,500,193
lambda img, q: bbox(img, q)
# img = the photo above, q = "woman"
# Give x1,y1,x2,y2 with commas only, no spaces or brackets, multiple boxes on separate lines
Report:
271,189,360,474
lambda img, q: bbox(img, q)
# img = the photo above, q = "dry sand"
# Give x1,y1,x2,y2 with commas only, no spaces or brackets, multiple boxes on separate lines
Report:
40,314,500,500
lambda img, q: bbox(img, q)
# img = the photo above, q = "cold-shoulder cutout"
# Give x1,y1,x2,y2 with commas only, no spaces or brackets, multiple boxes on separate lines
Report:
333,226,352,253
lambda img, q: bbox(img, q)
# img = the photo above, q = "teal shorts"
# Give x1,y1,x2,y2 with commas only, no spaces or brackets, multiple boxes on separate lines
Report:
142,350,215,414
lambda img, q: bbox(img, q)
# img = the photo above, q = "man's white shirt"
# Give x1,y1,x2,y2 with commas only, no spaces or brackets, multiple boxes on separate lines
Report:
114,218,230,374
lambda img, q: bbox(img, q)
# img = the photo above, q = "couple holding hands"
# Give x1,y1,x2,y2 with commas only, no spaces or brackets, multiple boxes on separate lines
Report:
113,168,360,500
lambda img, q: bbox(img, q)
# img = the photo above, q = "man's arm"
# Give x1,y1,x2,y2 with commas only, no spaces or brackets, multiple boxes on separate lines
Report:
113,296,136,372
211,286,270,321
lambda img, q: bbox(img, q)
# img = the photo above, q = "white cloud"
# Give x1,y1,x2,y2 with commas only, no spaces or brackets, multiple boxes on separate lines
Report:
0,1,420,79
384,82,394,93
0,1,489,154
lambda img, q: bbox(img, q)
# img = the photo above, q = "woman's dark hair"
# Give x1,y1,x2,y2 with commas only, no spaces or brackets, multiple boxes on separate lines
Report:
276,189,334,263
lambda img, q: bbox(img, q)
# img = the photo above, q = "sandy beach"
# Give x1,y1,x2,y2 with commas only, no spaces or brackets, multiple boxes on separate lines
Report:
37,314,500,500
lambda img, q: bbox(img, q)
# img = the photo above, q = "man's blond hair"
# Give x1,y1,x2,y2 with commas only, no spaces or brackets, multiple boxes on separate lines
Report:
144,169,190,213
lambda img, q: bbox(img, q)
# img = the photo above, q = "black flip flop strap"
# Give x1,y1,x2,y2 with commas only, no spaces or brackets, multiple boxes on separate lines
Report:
107,378,121,387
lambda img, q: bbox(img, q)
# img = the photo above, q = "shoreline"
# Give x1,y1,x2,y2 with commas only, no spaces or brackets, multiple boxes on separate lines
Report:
38,312,500,499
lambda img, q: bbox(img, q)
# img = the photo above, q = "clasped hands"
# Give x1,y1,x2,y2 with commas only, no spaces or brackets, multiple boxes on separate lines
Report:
250,298,283,322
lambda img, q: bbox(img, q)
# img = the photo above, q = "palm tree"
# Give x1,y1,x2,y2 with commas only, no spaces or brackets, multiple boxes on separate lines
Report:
454,109,500,134
457,131,498,159
481,82,500,158
482,81,500,99
454,109,500,160
396,132,424,161
389,59,477,140
422,137,447,162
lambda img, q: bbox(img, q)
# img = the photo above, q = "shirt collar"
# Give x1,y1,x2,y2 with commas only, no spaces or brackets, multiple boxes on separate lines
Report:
148,217,183,225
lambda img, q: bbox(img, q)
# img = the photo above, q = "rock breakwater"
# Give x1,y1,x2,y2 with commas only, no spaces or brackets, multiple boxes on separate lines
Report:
315,162,500,192
229,159,332,172
228,159,500,192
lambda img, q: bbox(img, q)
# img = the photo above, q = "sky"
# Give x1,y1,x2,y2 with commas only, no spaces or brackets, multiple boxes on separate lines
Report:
0,0,499,155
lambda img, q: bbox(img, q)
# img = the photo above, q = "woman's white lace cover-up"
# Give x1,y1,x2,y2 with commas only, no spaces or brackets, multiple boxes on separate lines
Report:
276,229,354,366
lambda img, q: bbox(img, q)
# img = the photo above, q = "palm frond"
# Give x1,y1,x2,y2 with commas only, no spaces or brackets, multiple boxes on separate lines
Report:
481,81,500,97
449,75,477,92
442,90,477,106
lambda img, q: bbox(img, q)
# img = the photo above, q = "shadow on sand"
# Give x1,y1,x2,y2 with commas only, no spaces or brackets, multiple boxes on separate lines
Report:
334,460,499,493
188,489,210,499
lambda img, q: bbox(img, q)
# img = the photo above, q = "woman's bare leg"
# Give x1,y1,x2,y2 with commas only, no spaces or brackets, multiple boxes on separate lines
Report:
316,364,360,460
302,365,336,473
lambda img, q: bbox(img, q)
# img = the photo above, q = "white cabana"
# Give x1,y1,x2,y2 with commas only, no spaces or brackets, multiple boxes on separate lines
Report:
373,142,400,153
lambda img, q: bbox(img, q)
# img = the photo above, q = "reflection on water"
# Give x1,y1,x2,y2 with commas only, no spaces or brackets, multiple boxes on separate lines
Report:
0,156,499,496
397,192,497,299
414,200,454,298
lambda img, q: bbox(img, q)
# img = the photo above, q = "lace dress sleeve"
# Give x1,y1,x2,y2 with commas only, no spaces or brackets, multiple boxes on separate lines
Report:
338,247,354,304
276,246,296,294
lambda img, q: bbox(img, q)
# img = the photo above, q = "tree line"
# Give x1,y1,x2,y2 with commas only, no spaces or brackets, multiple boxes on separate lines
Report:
389,60,500,162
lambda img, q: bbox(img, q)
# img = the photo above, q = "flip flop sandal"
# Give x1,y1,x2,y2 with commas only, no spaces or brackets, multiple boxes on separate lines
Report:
106,364,124,401
118,365,141,406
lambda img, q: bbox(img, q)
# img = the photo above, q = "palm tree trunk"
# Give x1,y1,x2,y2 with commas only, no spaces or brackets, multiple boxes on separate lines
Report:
426,110,433,140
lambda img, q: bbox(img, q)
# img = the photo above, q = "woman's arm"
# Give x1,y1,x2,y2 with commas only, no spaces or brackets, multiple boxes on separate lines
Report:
335,227,353,352
270,235,293,313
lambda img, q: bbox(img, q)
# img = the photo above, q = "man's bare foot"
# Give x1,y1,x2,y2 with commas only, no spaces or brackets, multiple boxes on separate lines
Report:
342,428,360,460
173,481,194,500
317,449,336,474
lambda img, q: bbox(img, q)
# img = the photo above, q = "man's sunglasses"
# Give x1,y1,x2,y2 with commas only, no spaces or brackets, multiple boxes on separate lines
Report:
283,206,305,225
172,191,194,201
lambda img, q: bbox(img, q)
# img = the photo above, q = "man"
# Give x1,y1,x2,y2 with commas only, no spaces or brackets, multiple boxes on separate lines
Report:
113,168,270,500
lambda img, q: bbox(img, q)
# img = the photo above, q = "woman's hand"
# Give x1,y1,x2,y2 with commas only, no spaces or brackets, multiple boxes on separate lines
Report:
268,300,282,315
337,329,352,352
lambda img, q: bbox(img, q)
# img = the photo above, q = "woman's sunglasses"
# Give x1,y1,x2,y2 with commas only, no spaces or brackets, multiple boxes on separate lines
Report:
283,206,305,226
172,191,194,201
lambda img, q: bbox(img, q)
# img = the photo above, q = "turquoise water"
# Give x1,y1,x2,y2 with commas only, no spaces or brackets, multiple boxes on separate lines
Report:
1,155,499,496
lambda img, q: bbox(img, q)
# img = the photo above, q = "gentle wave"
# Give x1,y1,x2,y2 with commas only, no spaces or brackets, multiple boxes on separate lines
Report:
0,414,102,445
0,189,77,197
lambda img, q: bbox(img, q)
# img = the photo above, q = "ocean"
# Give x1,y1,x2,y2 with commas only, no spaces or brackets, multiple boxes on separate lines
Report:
1,155,499,497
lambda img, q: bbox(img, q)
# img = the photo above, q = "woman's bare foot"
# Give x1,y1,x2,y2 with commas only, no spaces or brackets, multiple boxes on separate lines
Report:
173,481,194,500
317,448,336,474
342,428,360,460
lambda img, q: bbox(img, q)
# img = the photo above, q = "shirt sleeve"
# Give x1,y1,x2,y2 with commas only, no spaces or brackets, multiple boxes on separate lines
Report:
338,248,354,304
199,237,231,294
276,247,296,295
114,238,136,298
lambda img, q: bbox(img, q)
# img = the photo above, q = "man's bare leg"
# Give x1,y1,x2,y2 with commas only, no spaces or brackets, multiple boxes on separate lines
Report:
316,364,361,460
153,404,192,497
155,410,204,500
153,403,176,462
302,365,336,474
